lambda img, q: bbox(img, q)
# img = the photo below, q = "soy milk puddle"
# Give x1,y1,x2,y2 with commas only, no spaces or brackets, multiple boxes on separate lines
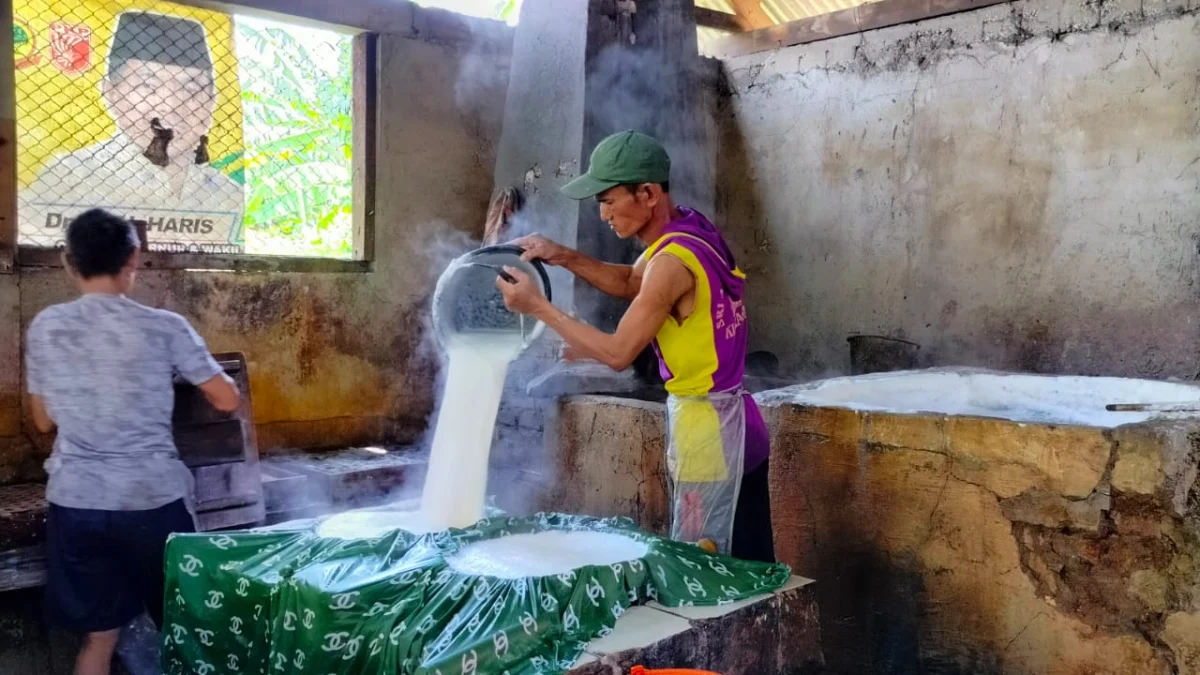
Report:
446,531,649,578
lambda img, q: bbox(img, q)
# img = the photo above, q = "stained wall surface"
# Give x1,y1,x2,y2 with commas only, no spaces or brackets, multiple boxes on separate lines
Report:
546,393,1200,675
0,6,514,483
714,0,1200,379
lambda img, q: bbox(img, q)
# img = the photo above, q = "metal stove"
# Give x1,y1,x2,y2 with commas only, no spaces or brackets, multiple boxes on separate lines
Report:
179,352,264,531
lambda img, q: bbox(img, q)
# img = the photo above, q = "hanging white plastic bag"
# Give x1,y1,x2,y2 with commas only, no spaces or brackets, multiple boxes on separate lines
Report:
665,390,746,554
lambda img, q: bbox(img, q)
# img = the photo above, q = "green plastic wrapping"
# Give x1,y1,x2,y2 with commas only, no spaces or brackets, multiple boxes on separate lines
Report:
162,512,791,675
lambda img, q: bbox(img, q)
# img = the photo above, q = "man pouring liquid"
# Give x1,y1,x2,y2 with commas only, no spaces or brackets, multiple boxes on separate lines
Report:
495,131,774,562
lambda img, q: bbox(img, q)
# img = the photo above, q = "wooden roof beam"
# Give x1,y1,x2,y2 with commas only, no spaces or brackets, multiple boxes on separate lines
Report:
730,0,775,29
695,6,744,32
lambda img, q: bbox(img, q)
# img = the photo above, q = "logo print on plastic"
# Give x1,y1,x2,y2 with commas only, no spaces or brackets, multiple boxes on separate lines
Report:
519,612,538,635
684,575,707,597
321,632,350,652
329,592,359,611
194,628,215,647
586,577,606,606
209,535,237,550
179,555,204,577
462,649,479,675
204,591,224,609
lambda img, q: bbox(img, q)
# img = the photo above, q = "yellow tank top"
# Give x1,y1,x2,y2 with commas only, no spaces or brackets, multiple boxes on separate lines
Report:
641,232,746,397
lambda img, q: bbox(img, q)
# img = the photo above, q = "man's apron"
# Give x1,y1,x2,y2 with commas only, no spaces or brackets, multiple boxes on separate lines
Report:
643,207,766,556
666,390,747,553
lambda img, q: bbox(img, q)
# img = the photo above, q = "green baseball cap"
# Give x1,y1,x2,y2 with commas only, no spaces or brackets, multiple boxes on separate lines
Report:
561,130,671,200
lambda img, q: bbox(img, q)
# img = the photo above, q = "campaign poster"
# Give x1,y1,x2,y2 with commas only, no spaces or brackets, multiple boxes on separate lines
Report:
14,0,246,253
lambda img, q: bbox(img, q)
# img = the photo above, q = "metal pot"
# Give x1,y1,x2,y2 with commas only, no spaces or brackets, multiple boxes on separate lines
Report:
847,335,920,375
432,245,553,351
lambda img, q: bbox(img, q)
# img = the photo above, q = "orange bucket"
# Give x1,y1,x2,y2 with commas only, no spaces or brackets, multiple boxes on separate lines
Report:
630,667,721,675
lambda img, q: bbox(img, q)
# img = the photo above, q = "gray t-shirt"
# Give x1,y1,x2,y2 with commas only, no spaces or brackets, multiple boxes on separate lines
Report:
26,293,223,511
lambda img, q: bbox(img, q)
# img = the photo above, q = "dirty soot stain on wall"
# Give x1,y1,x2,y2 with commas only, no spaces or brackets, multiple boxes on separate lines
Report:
551,391,1200,675
164,274,425,447
0,22,513,483
715,0,1200,380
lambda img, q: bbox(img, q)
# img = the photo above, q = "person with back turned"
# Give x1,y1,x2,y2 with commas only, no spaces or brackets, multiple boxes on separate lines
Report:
495,131,775,562
25,209,240,675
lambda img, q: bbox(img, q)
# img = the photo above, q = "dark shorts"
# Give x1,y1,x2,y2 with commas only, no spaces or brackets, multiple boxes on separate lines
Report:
732,460,776,563
45,499,195,633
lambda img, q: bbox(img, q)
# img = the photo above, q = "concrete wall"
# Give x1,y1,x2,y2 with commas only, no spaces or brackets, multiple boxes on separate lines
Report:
577,0,717,332
762,401,1200,675
715,0,1200,379
546,394,1200,675
485,0,718,511
0,7,514,484
539,396,670,534
491,0,587,314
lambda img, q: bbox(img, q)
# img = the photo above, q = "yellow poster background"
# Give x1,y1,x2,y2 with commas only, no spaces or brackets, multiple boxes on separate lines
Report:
13,0,244,188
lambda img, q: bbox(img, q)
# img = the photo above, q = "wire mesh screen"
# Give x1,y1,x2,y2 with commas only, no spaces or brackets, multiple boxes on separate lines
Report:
13,0,355,258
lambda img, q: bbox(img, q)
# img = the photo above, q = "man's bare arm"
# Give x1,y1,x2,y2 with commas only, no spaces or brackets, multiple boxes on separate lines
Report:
514,235,645,300
516,256,692,371
559,250,646,301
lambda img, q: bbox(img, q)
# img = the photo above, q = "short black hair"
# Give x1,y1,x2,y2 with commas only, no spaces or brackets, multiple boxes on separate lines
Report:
66,209,140,279
622,182,670,195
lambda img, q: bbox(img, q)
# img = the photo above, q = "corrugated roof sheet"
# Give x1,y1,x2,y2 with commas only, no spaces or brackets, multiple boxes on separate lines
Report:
763,0,872,22
696,0,870,22
695,0,879,55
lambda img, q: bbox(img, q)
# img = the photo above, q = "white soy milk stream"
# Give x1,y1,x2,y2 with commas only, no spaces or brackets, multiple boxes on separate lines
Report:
418,331,525,530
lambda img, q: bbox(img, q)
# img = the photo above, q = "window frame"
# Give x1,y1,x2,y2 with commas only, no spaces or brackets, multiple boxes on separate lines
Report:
2,5,377,274
1,0,16,275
